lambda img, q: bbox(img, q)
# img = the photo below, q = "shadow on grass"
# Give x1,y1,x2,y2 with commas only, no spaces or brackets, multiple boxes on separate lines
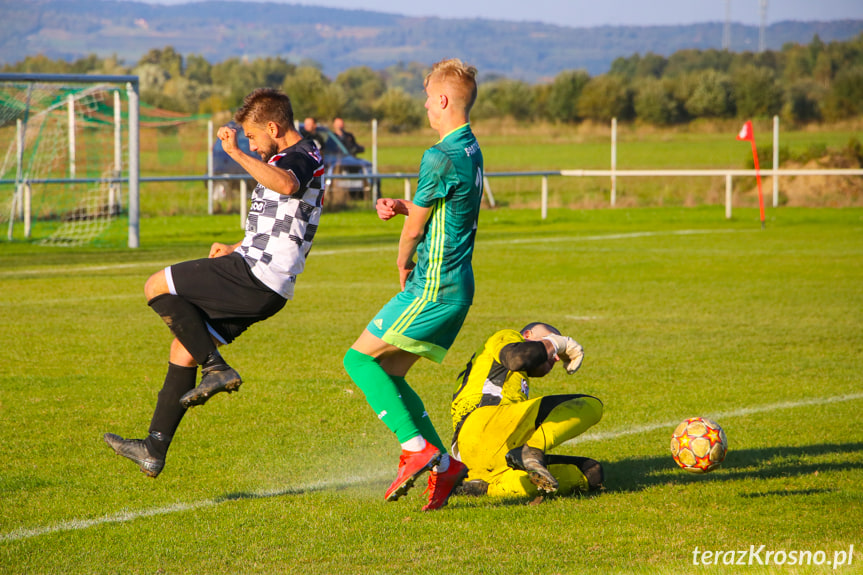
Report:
600,442,863,493
213,443,862,508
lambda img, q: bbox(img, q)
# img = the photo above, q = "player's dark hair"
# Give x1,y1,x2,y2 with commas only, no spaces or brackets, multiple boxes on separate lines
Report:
235,88,294,131
520,322,560,335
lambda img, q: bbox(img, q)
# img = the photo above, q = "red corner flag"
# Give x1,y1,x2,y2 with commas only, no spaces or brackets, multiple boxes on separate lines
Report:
737,120,765,228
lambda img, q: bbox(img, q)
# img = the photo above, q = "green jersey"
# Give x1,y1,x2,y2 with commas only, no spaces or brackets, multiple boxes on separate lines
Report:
408,124,483,305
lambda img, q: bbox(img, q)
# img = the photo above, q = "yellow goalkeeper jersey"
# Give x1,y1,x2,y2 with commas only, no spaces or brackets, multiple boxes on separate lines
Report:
450,329,532,435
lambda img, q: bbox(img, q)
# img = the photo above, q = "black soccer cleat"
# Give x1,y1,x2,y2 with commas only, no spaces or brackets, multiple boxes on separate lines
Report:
103,433,165,478
179,351,242,408
453,479,489,497
505,445,559,494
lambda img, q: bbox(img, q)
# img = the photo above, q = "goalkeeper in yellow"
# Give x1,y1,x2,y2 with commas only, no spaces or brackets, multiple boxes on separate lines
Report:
450,322,604,498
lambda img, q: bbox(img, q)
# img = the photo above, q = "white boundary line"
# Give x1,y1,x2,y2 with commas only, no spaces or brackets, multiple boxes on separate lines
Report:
0,229,745,278
0,475,385,544
3,391,861,544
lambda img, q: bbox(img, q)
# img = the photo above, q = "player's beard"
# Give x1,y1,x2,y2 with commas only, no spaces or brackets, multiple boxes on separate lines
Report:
258,140,279,161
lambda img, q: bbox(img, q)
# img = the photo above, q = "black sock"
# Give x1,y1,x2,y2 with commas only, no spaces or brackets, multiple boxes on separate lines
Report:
146,363,197,458
546,455,604,490
148,294,216,365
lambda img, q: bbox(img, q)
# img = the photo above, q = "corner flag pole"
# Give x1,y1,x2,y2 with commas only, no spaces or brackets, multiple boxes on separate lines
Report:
737,120,766,229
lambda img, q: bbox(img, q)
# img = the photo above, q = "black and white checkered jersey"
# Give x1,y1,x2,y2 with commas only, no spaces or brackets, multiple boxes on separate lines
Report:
238,138,325,299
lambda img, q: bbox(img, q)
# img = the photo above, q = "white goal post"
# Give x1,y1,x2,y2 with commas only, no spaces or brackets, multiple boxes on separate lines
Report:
0,73,140,248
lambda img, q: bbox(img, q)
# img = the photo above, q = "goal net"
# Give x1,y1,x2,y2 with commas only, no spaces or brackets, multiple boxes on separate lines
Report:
0,75,137,246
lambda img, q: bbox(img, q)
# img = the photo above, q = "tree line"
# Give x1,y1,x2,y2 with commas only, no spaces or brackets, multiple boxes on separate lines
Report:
4,33,862,130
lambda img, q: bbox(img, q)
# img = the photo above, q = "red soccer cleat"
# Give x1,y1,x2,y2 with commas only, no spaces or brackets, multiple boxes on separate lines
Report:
384,442,441,502
422,458,469,511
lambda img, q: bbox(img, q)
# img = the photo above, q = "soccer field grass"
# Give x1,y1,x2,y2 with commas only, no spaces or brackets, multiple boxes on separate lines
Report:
1,207,862,574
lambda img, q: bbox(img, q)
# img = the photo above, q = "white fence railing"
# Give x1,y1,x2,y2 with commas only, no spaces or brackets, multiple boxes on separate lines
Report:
4,112,862,244
5,166,863,241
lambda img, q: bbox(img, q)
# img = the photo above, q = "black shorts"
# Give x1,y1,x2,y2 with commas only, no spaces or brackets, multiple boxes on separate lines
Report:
165,252,287,344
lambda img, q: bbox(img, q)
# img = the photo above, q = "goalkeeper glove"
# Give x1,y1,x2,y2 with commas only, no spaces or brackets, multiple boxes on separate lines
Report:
543,334,584,374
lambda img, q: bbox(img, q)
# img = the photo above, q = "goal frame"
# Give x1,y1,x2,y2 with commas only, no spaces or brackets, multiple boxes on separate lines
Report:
0,73,141,248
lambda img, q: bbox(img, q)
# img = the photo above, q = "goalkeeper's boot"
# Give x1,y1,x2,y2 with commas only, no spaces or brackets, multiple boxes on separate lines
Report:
422,458,469,511
384,442,441,502
180,351,242,408
505,445,559,494
103,432,165,478
453,479,489,497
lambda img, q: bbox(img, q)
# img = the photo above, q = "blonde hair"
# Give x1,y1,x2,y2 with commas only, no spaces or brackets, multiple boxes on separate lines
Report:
425,58,478,113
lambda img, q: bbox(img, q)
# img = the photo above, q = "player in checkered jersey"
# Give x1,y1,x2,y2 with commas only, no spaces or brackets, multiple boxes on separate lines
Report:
104,88,324,478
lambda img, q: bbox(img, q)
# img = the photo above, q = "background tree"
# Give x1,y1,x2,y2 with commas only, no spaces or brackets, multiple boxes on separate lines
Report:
732,65,783,118
162,76,209,114
474,78,535,121
282,65,330,121
783,79,824,124
634,77,680,125
609,54,640,80
138,47,183,79
3,32,863,127
812,50,835,86
2,54,75,73
383,62,428,96
545,69,590,123
185,54,212,85
373,88,423,132
664,48,733,77
822,65,863,121
781,44,812,84
211,58,264,109
635,52,668,78
134,62,170,102
335,66,386,120
253,57,295,89
315,83,347,124
684,69,734,118
578,75,632,122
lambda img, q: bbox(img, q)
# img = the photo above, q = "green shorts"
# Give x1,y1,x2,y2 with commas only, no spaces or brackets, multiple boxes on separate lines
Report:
367,291,471,363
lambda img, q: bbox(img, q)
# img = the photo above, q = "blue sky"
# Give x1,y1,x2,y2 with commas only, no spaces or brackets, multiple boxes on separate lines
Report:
138,0,863,28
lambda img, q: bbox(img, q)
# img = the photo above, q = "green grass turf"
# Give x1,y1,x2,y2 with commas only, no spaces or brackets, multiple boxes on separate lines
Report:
1,206,862,574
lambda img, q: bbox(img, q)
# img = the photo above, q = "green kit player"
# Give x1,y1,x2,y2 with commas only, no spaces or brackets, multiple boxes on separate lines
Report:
343,58,483,511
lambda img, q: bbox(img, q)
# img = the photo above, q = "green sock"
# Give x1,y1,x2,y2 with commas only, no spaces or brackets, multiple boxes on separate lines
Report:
392,375,446,453
343,348,420,444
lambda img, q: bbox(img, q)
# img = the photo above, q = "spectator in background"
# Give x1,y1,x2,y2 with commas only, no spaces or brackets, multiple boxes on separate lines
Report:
332,117,365,156
300,116,326,150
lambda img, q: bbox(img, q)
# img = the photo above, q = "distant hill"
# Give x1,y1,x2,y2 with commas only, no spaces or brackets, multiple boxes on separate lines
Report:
2,0,862,81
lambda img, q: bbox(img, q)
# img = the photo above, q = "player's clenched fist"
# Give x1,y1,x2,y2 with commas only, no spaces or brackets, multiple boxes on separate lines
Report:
376,198,400,221
217,126,238,155
209,242,235,258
